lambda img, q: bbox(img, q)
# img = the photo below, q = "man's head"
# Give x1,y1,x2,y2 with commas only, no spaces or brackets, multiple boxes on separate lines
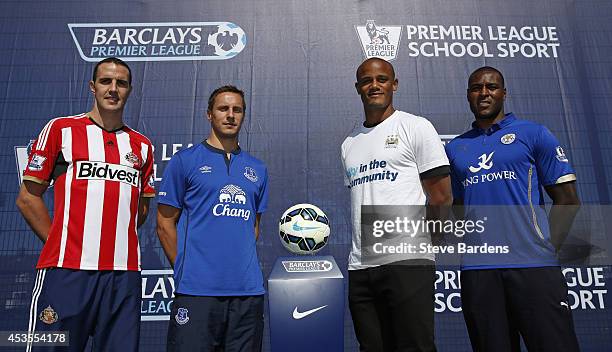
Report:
467,66,506,120
355,58,398,111
207,85,246,140
89,57,132,113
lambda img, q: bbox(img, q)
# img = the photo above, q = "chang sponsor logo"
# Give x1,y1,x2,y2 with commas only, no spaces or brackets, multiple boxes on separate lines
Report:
212,184,250,220
75,161,140,187
355,20,403,61
68,22,247,62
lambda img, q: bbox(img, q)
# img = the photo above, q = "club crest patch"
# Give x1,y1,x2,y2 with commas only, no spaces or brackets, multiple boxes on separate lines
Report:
175,307,190,325
244,167,258,182
124,152,141,167
39,305,58,324
500,133,515,145
384,135,399,148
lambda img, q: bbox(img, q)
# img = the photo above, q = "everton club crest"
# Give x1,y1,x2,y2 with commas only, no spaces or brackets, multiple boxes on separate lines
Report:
175,307,190,325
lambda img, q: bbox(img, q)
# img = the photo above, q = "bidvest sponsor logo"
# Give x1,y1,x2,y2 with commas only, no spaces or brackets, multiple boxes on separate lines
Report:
76,161,140,187
213,184,250,220
281,260,333,273
68,22,247,62
355,20,403,61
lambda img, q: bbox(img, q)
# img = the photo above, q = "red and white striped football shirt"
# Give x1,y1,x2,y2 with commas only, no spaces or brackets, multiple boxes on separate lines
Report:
23,113,155,271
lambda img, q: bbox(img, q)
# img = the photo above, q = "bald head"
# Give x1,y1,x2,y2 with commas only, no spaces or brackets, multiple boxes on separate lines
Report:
468,66,504,88
356,58,396,81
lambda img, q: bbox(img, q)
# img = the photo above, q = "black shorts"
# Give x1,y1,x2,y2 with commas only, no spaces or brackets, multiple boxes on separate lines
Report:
348,259,437,352
167,294,264,352
461,267,580,352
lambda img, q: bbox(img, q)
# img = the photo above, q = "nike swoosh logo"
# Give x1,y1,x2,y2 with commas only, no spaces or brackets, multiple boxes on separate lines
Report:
292,305,328,319
292,222,321,232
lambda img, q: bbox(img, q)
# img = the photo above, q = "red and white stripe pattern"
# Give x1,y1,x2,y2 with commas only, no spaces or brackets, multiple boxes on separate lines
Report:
23,114,155,271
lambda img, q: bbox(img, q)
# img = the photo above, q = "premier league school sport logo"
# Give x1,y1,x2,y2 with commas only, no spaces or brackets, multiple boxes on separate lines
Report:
355,20,403,61
68,22,247,62
213,184,251,220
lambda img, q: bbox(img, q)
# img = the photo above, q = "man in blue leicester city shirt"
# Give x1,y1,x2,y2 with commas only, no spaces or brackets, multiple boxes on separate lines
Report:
156,85,269,352
446,67,581,352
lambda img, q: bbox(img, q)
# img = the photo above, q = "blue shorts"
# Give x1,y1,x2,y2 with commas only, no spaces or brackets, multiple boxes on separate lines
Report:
167,294,264,352
27,268,141,352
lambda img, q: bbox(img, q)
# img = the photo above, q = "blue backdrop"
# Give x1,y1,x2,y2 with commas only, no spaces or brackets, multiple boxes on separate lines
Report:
1,0,611,350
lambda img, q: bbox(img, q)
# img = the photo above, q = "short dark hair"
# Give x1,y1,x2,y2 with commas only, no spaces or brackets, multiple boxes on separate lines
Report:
92,57,132,85
207,85,246,112
468,66,504,87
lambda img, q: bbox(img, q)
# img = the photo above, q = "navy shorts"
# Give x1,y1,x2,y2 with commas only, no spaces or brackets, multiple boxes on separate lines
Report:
26,268,141,352
167,294,264,352
461,267,580,352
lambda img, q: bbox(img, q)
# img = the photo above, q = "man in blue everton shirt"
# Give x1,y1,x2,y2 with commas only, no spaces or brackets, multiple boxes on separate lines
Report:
446,67,580,352
156,85,268,352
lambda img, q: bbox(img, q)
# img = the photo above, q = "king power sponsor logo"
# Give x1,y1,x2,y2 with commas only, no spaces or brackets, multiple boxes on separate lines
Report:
68,22,247,62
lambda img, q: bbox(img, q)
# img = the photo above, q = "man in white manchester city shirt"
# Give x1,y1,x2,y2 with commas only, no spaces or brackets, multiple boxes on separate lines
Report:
341,58,452,351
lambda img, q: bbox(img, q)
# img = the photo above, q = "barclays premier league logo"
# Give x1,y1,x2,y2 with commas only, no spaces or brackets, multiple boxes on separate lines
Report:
68,22,247,62
355,20,402,61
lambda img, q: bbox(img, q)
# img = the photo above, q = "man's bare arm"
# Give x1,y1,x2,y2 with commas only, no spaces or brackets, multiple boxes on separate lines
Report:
156,204,182,267
16,180,51,243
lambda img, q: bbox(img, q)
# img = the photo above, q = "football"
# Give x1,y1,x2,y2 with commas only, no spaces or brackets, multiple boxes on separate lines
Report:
279,204,330,254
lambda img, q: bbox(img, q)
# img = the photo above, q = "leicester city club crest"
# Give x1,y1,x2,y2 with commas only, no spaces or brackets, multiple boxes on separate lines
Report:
500,133,516,145
175,307,190,325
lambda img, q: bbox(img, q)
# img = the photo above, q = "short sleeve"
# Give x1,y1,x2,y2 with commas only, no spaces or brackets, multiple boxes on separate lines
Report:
340,143,350,187
157,153,186,209
141,141,156,197
534,127,576,186
22,119,62,184
445,144,464,200
410,118,449,173
256,167,269,214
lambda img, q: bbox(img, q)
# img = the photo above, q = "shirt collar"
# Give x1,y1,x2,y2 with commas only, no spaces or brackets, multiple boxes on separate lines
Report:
202,140,242,155
471,112,516,134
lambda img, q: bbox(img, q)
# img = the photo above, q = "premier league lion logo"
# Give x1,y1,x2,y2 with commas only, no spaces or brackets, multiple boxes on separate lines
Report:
366,20,390,45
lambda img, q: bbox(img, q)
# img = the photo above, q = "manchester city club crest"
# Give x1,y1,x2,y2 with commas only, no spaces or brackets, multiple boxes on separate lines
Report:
500,133,516,145
175,307,190,325
39,305,58,324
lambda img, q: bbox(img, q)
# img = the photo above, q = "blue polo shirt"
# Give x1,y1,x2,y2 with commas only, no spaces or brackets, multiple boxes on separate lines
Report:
158,142,268,295
446,113,576,270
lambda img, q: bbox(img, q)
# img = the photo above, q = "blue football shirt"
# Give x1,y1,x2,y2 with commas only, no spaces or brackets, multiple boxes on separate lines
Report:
446,113,576,269
158,142,268,295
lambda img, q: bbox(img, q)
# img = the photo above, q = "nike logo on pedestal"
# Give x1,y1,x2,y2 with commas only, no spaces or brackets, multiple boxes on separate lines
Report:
292,305,328,319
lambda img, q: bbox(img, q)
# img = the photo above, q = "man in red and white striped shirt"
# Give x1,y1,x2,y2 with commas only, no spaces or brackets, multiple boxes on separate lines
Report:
16,57,154,352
